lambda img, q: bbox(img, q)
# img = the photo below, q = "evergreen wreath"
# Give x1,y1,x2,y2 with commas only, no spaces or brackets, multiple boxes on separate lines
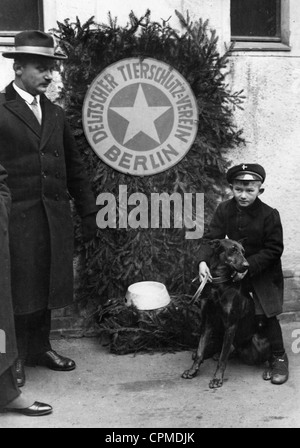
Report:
55,10,245,353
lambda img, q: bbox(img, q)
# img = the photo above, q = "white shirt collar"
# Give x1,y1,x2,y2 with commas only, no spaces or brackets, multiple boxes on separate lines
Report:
13,82,40,105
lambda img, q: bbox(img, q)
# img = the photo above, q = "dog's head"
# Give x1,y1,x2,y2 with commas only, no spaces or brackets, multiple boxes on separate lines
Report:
209,239,249,273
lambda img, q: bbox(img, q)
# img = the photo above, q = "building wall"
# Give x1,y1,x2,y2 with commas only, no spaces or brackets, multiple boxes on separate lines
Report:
0,1,299,315
227,0,300,272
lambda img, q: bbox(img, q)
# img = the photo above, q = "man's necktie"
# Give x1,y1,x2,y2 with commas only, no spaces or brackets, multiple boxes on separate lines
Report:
31,97,42,125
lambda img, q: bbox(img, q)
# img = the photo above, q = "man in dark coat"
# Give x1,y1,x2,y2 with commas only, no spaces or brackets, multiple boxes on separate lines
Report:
0,163,52,416
198,163,288,385
0,31,98,387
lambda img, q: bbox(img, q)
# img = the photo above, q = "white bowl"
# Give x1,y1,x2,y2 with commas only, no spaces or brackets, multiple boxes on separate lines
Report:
125,281,171,310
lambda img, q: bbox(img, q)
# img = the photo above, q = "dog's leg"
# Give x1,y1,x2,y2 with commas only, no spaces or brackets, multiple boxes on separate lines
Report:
182,316,212,379
209,324,237,388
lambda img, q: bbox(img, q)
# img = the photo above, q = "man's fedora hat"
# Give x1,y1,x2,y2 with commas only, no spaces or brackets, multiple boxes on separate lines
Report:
2,30,67,60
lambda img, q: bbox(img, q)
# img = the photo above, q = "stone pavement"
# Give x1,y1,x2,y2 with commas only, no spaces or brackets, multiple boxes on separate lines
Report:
1,321,300,429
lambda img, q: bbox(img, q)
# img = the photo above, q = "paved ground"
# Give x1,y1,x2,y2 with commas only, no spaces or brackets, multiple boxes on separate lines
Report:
1,321,300,429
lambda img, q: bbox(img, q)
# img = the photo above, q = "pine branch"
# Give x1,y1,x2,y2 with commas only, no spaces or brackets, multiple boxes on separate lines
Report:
54,11,245,353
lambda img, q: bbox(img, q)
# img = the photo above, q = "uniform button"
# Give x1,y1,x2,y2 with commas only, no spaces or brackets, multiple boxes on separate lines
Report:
42,171,48,178
54,150,59,157
41,151,45,156
55,194,60,201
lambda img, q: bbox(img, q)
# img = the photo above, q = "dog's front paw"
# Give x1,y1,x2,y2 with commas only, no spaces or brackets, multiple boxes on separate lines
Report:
182,368,198,379
209,377,223,388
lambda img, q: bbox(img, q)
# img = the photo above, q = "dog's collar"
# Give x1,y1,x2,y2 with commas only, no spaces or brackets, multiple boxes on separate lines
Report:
189,272,238,305
211,275,232,284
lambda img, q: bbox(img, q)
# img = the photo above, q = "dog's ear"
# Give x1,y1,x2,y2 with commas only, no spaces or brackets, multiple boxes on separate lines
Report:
238,237,247,247
209,239,222,250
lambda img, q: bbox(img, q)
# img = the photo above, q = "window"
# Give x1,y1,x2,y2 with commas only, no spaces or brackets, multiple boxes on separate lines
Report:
230,0,290,51
0,0,43,44
231,0,280,40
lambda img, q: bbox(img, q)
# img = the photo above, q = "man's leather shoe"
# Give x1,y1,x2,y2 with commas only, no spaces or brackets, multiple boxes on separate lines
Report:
36,350,76,371
263,353,289,385
1,402,52,417
14,359,26,388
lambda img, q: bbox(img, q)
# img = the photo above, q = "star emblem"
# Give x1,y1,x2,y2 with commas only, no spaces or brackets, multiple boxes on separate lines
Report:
242,164,247,170
109,84,171,145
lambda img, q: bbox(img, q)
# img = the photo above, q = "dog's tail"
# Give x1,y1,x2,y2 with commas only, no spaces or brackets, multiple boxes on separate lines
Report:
236,333,271,365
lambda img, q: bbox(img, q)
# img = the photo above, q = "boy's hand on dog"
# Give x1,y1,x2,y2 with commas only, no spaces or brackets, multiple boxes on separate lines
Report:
199,261,212,282
231,270,248,282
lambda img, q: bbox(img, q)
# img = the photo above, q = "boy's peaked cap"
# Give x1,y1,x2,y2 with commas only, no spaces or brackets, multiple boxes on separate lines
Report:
227,163,266,183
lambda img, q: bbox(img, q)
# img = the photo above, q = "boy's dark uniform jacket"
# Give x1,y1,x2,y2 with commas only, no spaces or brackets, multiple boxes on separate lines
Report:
199,197,284,317
0,83,97,315
0,164,18,376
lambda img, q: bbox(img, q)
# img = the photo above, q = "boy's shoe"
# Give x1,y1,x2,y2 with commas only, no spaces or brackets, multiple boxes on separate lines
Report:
263,353,289,385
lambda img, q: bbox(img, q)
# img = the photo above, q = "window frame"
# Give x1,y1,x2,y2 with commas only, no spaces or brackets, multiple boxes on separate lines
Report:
230,0,291,52
0,0,44,45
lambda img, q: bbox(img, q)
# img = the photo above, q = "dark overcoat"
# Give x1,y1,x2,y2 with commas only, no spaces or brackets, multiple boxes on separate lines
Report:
0,82,97,315
0,164,18,376
199,197,284,317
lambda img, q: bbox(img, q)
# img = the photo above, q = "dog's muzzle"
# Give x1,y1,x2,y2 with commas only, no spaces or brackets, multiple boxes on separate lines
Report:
227,261,249,273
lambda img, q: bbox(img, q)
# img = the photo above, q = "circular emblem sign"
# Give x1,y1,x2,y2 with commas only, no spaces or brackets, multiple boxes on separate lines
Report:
83,58,198,176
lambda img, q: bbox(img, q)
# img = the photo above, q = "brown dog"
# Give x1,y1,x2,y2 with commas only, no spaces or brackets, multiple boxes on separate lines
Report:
182,238,270,388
